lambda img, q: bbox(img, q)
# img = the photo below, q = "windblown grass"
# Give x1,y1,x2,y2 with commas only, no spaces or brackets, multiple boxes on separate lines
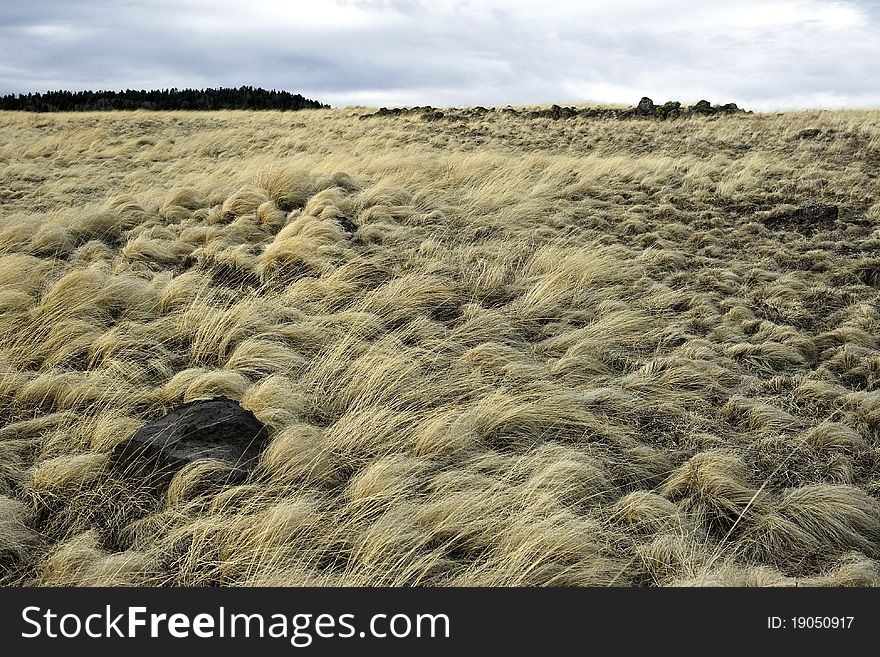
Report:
1,106,880,586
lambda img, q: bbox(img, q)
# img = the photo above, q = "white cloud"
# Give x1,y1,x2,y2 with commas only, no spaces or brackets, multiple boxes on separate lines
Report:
0,0,877,109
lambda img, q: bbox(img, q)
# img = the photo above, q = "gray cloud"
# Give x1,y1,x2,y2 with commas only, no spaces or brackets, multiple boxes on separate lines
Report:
0,0,877,109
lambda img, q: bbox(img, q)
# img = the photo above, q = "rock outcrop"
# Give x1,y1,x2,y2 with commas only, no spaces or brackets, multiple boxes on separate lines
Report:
359,97,749,122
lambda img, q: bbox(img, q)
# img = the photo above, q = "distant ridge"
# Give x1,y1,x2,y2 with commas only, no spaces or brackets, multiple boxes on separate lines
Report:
360,97,749,122
0,86,329,112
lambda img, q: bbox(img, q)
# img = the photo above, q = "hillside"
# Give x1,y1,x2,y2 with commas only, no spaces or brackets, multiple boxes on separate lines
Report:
1,105,879,586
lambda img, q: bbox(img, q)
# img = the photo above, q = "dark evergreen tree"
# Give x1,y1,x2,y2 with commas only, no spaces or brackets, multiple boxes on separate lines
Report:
0,87,329,112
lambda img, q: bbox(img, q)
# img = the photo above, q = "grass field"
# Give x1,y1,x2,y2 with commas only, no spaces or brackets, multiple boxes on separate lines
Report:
1,105,879,586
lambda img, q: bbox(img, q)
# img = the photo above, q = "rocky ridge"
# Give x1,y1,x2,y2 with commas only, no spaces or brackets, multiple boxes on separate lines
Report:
360,97,749,121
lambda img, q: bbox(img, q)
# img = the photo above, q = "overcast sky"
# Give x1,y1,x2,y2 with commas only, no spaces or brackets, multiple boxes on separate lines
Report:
0,0,877,110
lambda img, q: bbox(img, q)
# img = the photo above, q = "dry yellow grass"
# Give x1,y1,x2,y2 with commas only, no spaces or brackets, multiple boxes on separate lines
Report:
1,105,880,586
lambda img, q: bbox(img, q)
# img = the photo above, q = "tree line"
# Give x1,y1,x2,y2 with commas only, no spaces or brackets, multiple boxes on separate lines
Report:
0,86,329,112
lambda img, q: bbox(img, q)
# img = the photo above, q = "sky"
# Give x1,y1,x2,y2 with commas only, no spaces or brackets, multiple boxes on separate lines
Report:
0,0,877,110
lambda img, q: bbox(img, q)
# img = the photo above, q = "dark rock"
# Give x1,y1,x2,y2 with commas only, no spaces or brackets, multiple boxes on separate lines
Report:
635,97,655,116
336,214,358,233
761,200,839,235
798,128,822,139
799,199,839,224
525,104,580,121
654,101,681,119
690,99,715,114
655,101,680,117
719,103,742,114
109,396,269,490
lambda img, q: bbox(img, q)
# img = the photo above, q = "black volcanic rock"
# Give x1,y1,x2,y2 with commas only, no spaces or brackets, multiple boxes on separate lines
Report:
690,99,715,114
798,200,839,225
761,200,840,235
527,104,578,120
109,396,269,489
635,97,655,116
653,101,682,119
336,214,358,233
